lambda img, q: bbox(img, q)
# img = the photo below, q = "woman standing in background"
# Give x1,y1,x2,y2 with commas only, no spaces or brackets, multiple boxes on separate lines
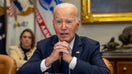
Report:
7,28,36,68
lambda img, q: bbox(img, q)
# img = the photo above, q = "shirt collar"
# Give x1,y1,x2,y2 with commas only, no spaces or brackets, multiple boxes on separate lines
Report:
69,37,75,50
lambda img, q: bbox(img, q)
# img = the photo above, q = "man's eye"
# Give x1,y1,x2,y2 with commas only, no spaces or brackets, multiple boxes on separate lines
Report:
55,20,63,25
66,21,72,24
56,20,61,23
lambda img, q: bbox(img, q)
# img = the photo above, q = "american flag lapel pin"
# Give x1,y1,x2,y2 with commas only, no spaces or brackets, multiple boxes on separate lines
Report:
76,51,80,54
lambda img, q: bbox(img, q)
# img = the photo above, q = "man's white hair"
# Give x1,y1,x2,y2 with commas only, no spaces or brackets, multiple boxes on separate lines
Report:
54,3,78,17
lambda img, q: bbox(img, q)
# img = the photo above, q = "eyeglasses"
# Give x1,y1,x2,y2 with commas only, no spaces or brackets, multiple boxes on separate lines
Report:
54,18,76,25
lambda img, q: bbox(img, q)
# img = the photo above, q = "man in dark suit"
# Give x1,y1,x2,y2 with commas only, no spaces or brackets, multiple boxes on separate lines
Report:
17,3,110,74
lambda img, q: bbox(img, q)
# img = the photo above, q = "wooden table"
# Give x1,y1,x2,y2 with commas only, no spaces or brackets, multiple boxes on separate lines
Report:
102,52,132,74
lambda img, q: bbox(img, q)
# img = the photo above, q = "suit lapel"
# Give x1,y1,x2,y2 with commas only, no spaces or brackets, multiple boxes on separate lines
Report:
47,35,59,57
72,35,83,58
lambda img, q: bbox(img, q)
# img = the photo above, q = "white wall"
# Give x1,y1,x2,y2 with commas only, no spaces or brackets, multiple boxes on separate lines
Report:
77,24,132,47
63,0,132,49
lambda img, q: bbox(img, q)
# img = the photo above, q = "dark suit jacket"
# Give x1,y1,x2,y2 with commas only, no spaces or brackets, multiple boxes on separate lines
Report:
17,34,110,74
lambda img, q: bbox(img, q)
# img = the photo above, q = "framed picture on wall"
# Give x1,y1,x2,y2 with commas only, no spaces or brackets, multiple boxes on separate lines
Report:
81,0,132,24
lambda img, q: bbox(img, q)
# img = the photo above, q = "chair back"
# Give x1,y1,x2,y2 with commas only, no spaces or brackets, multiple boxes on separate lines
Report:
103,58,114,74
0,54,17,74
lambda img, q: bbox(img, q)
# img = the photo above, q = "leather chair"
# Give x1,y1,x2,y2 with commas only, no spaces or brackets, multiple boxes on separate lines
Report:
103,58,114,74
0,54,17,74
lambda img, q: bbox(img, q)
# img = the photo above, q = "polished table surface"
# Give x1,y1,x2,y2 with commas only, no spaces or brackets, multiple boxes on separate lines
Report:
101,48,132,58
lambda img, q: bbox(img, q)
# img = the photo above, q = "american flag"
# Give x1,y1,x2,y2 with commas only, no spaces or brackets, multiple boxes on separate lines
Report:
36,0,62,41
0,15,6,54
8,0,23,16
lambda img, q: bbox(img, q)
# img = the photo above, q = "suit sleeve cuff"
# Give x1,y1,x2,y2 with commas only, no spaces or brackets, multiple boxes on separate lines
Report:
69,57,77,70
40,59,51,72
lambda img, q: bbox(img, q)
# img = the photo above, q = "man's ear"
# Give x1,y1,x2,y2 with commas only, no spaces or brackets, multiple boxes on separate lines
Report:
76,19,80,30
